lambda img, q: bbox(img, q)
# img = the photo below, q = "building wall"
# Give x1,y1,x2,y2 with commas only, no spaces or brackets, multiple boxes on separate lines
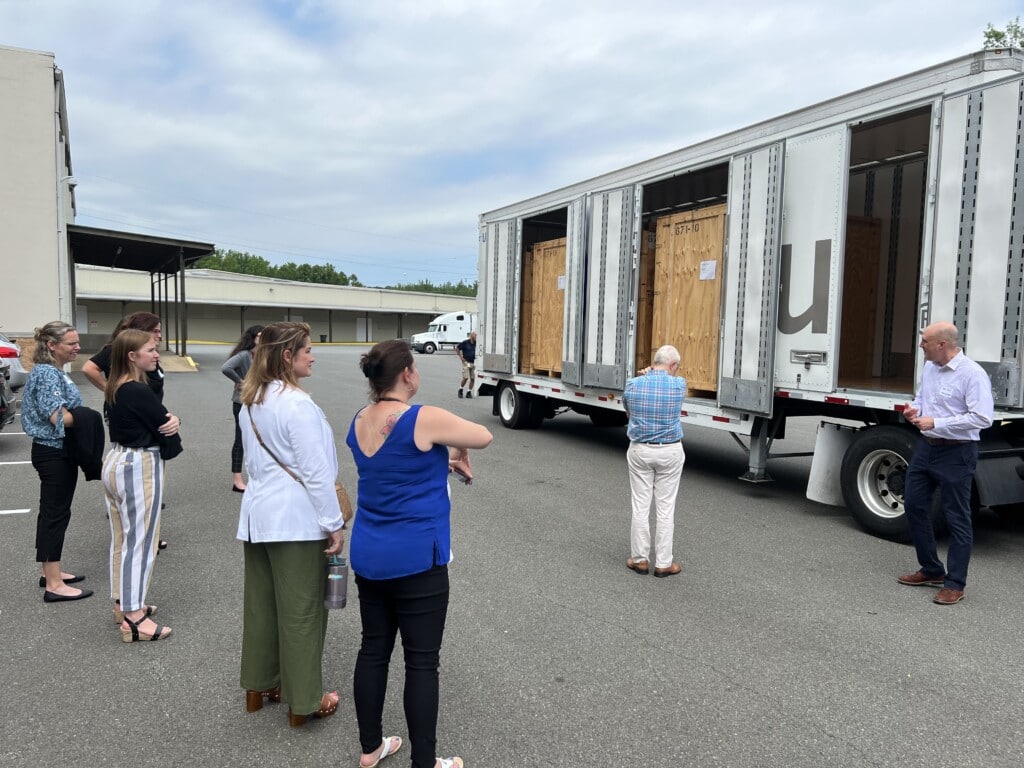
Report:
0,45,74,335
75,265,475,348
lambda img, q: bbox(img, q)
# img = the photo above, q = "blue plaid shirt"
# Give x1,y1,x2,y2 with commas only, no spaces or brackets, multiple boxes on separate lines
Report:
623,369,686,443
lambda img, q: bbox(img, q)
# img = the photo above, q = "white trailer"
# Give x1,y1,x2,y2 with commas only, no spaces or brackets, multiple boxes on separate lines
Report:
476,48,1024,540
410,311,478,354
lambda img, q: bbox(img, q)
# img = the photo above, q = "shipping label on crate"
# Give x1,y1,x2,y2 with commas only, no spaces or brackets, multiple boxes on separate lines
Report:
557,274,566,290
699,260,717,281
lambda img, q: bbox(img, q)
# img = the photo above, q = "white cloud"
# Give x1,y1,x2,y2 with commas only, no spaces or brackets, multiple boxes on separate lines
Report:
1,0,1017,284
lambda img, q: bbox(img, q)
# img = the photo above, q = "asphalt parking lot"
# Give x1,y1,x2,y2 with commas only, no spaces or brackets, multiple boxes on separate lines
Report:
2,343,1024,767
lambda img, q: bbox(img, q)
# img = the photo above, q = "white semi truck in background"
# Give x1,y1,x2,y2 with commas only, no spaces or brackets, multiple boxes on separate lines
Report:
476,48,1024,541
410,311,478,354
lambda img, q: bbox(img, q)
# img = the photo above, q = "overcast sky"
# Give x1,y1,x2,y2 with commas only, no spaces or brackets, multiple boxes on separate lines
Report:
2,1,1018,287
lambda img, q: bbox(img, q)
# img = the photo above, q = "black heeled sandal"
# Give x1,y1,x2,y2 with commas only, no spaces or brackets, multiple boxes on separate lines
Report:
120,613,171,643
245,687,282,712
113,601,156,625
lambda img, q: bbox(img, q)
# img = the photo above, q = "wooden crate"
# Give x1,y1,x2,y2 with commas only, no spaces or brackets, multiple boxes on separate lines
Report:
634,229,656,372
519,237,566,376
838,215,882,383
651,204,727,393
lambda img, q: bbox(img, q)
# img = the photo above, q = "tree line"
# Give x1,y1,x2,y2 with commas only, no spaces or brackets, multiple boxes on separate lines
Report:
195,249,478,296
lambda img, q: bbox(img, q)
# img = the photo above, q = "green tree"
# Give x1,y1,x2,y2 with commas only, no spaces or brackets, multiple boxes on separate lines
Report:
387,279,478,297
983,17,1023,48
194,249,363,287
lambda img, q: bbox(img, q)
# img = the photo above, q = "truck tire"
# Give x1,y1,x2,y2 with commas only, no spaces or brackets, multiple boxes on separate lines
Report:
840,425,944,542
423,342,436,354
497,382,536,429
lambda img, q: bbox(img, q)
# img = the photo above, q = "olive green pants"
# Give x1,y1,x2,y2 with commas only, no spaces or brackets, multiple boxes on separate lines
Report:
240,539,329,716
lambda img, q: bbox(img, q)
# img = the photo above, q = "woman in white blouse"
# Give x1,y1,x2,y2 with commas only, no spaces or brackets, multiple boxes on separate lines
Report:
237,322,345,727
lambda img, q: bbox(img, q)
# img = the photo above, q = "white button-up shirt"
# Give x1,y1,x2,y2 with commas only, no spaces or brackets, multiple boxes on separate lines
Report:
236,381,343,542
911,351,994,442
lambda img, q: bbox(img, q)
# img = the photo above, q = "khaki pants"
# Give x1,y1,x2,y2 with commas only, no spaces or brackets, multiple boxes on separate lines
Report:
240,539,330,716
627,441,685,569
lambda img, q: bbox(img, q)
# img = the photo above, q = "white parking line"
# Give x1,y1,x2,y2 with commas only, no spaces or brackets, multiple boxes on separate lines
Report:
0,461,31,465
0,509,31,515
1,432,26,435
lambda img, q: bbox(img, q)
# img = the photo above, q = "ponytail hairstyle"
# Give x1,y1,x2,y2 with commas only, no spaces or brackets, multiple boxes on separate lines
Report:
241,322,310,406
228,325,265,357
32,321,76,365
360,339,414,401
105,329,154,405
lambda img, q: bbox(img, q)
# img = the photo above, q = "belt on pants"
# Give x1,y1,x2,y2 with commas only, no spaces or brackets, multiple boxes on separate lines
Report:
635,440,681,445
922,437,972,446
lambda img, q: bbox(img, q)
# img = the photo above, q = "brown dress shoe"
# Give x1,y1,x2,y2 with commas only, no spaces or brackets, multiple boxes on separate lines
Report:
897,571,944,587
933,588,965,605
654,563,681,578
626,558,649,575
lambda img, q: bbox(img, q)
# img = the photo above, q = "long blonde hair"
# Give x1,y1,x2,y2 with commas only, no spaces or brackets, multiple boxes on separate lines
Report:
105,330,154,406
241,322,311,406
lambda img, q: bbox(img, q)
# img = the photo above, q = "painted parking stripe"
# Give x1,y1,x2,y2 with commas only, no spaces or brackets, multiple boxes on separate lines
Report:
0,461,32,466
0,509,31,515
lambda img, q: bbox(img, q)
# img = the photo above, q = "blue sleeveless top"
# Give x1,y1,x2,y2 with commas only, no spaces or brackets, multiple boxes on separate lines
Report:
346,404,451,580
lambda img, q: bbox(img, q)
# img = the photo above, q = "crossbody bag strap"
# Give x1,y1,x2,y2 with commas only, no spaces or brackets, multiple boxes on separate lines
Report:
247,405,303,485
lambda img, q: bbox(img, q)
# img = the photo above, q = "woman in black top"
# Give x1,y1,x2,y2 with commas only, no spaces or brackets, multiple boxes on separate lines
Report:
83,311,167,401
101,330,182,642
85,311,179,551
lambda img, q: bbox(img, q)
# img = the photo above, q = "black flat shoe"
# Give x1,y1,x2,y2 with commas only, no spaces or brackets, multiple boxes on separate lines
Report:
43,588,94,603
232,485,245,493
38,575,85,588
158,540,168,550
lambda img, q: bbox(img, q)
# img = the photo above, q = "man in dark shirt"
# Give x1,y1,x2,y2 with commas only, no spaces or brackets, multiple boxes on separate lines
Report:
456,332,477,399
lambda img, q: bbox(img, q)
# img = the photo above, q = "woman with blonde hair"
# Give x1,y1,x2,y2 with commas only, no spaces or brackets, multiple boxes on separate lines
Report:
102,330,181,641
21,321,92,601
237,321,345,726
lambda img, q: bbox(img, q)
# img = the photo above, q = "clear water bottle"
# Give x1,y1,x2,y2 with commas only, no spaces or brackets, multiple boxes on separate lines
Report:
324,555,348,610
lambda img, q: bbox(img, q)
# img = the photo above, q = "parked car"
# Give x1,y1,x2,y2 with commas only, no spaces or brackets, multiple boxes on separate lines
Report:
0,357,14,431
0,332,27,390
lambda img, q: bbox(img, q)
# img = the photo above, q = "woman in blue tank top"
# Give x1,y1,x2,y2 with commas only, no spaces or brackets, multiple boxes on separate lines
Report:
347,339,492,768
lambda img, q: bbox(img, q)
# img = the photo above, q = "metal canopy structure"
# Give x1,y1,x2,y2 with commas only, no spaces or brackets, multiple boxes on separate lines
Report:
68,224,215,356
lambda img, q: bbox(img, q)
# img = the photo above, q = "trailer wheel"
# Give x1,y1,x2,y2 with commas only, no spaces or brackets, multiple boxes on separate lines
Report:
840,426,945,542
423,342,436,354
497,382,535,429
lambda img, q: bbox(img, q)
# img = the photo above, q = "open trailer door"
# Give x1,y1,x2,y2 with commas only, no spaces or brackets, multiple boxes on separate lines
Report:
719,142,784,416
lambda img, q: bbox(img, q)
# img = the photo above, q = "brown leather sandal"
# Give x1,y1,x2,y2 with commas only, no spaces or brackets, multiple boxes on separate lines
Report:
245,686,282,712
288,691,339,727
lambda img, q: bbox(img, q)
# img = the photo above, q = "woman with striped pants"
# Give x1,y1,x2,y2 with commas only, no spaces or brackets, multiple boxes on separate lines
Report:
102,330,182,642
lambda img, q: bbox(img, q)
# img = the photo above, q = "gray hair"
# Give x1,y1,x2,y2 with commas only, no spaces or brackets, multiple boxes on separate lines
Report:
652,345,680,366
32,321,76,365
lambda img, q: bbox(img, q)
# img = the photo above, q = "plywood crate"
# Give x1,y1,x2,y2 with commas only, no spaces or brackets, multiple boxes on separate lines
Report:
634,229,656,372
651,203,727,394
838,215,882,383
519,237,566,376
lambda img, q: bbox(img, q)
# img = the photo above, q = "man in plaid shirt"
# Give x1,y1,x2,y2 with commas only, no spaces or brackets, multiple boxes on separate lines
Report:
622,345,687,578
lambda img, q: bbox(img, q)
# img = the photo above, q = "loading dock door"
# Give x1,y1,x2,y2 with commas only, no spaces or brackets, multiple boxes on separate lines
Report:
720,142,784,416
775,124,850,392
479,218,520,374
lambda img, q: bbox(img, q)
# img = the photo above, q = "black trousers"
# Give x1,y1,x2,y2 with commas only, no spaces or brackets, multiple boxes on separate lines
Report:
31,442,79,563
231,402,245,473
354,565,449,768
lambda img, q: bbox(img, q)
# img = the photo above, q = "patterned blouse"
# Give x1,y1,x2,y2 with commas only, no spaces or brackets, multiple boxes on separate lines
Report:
21,363,84,449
